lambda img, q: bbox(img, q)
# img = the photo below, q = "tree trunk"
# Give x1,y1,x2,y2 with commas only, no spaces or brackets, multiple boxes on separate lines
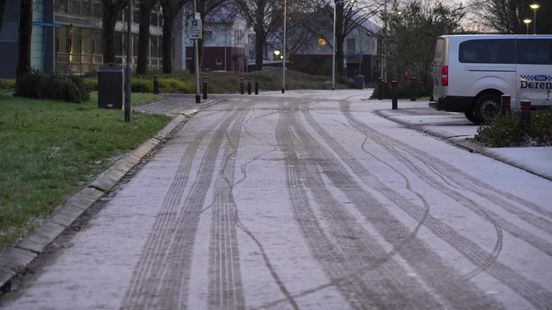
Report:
162,16,173,73
254,28,264,71
136,0,154,74
335,2,344,76
16,0,32,77
102,7,119,63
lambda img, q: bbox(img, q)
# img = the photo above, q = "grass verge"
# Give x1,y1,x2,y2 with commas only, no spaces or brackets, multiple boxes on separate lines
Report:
474,110,552,147
0,90,169,250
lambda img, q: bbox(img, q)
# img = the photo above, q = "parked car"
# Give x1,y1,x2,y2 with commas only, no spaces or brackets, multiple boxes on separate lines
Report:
430,34,552,124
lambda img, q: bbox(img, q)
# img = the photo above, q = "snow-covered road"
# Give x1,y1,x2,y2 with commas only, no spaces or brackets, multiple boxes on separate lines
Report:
2,90,552,309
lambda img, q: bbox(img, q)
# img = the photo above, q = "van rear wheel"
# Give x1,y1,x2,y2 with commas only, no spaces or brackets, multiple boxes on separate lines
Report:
464,110,480,124
474,93,500,124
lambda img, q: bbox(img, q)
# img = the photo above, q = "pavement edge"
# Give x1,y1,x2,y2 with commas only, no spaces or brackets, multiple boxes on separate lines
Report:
376,109,552,182
0,109,198,293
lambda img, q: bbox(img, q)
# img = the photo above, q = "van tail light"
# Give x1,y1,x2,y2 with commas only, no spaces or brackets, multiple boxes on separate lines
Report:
441,66,448,86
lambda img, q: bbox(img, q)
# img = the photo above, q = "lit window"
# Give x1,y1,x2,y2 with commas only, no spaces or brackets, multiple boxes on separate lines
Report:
318,38,327,47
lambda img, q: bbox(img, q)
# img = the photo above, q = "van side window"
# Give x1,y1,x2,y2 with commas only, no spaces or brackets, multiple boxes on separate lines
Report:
516,39,552,65
459,39,515,64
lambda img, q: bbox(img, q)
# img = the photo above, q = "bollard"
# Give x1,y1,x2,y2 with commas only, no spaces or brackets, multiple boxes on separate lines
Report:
153,75,160,94
391,80,398,110
377,79,383,100
255,79,259,95
247,78,252,95
410,77,417,101
520,100,531,131
240,78,244,95
202,77,208,100
501,95,511,115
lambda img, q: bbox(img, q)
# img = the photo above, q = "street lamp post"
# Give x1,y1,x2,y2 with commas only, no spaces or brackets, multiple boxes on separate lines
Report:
282,0,287,93
193,0,201,103
332,0,336,90
529,3,540,34
523,19,532,34
124,0,133,122
380,0,388,83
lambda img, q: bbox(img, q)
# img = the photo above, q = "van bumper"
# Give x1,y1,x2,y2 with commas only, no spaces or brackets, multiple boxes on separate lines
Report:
430,96,474,112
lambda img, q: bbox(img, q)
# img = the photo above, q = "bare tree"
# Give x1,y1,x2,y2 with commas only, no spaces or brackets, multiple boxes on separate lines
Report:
136,0,157,74
303,0,380,76
102,0,128,64
388,0,464,85
16,0,32,77
236,0,279,71
160,0,187,73
473,0,551,34
268,0,319,55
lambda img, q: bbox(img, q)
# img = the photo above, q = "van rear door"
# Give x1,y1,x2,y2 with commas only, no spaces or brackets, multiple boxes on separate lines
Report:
516,38,552,108
432,38,446,101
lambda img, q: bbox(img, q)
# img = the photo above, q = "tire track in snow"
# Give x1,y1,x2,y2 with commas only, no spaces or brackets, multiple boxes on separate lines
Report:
198,101,299,309
294,103,499,309
344,102,552,258
275,101,445,309
208,107,250,310
122,108,235,310
122,105,245,309
339,101,552,309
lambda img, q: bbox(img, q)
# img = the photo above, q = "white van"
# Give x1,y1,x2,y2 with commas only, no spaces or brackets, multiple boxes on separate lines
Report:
430,35,552,123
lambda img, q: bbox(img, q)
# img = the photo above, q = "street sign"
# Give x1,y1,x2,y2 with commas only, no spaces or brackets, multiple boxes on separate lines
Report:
188,19,202,40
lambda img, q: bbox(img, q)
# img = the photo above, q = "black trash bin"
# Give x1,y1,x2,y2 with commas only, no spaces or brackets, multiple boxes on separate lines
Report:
354,75,365,89
97,63,124,109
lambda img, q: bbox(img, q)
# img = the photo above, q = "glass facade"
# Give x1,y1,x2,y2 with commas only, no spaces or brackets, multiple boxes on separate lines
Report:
54,0,163,73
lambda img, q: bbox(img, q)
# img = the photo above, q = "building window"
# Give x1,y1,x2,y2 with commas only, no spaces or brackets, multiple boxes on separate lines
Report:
69,0,81,16
93,0,102,18
55,0,69,15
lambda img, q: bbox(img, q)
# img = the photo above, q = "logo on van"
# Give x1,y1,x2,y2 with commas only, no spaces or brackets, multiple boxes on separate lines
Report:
520,74,552,90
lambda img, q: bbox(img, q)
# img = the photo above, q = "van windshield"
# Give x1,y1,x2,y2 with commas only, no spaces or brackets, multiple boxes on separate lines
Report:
434,38,445,65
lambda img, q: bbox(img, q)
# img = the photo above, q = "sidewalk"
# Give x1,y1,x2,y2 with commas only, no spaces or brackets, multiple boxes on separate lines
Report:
376,102,552,181
0,94,215,292
133,93,216,116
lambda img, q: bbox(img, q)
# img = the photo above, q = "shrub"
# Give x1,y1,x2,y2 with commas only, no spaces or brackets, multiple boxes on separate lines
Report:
69,75,90,101
0,79,16,89
370,78,432,99
474,110,552,147
15,70,42,98
132,78,153,93
15,71,88,103
84,78,98,92
159,78,194,93
86,76,154,93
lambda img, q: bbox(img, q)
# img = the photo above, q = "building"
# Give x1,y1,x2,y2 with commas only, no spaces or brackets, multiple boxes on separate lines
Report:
287,19,380,81
175,5,250,72
0,0,164,78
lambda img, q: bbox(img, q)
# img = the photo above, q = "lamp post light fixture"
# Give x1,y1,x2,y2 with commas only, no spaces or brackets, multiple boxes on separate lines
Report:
529,3,540,34
523,18,532,34
274,50,280,60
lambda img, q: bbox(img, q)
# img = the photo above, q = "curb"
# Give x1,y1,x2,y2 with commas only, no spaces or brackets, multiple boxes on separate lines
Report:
375,109,552,182
0,107,200,293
